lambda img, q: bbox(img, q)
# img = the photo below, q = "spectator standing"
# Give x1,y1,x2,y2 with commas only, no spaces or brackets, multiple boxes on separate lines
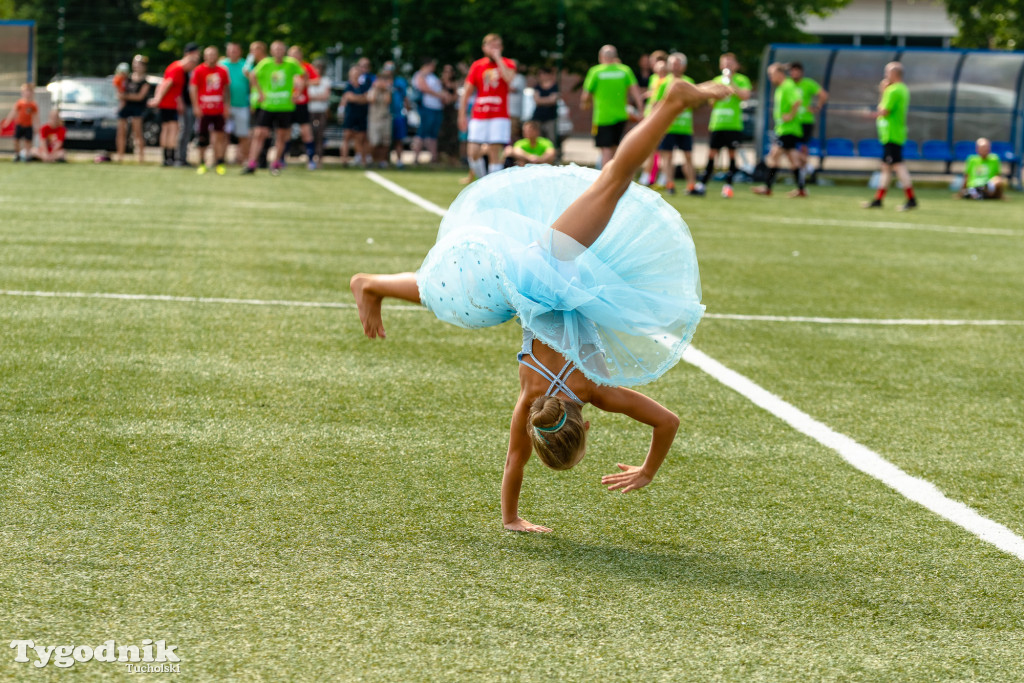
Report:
288,45,320,169
437,63,461,164
531,67,560,160
694,52,752,198
507,63,527,141
219,42,251,164
307,57,332,168
639,52,669,186
115,55,150,164
789,61,828,183
176,42,200,166
507,120,556,166
37,110,66,162
581,45,643,168
752,63,806,197
244,41,268,166
147,46,200,166
459,33,517,179
385,60,410,168
190,45,230,175
958,137,1007,199
367,68,393,168
653,53,697,195
863,61,917,211
341,64,372,167
411,58,445,165
243,40,305,175
3,83,38,162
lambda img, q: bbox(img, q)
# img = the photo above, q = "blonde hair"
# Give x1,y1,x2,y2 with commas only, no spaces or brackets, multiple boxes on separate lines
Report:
528,396,587,470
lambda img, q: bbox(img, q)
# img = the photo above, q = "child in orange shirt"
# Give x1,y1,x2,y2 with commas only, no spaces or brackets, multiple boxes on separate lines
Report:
2,83,39,161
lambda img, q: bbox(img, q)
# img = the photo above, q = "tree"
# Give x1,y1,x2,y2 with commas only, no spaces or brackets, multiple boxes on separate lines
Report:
945,0,1023,50
9,0,172,82
138,0,851,81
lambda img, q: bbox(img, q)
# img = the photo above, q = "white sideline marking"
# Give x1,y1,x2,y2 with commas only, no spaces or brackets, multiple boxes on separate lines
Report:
683,347,1024,562
771,216,1021,237
365,171,448,217
705,313,1024,326
367,171,1024,562
3,290,1022,328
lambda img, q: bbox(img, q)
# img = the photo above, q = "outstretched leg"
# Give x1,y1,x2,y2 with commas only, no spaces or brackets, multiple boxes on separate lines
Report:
551,79,729,248
350,272,420,339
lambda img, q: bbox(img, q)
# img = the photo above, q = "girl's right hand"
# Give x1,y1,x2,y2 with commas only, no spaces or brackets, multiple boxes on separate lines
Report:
504,518,552,533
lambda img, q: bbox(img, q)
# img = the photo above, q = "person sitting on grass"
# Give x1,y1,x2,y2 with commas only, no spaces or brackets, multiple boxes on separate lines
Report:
505,120,556,167
957,137,1008,200
37,110,67,162
350,77,732,533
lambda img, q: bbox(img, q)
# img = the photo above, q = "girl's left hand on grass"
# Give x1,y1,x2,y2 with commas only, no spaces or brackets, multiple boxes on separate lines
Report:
601,464,653,493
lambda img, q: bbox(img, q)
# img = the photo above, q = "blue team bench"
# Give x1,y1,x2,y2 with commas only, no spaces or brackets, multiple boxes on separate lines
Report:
815,137,1019,178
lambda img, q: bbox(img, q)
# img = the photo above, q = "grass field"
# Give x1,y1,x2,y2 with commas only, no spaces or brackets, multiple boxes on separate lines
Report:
1,161,1022,681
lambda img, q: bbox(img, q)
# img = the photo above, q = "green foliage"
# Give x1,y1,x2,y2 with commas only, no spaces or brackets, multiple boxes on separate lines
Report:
945,0,1024,50
11,0,172,81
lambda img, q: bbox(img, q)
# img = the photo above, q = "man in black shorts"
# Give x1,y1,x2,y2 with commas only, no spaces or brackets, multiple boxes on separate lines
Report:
752,63,807,197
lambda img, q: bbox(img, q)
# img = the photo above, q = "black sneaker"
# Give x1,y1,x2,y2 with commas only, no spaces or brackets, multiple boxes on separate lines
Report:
241,165,256,175
862,199,883,209
898,198,918,212
687,187,706,197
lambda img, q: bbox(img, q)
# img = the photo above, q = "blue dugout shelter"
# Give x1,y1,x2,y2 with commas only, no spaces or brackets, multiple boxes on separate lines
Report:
757,44,1024,176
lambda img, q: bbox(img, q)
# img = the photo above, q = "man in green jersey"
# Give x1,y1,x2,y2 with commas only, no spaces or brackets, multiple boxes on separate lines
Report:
863,61,917,210
652,53,697,195
581,45,644,168
242,40,305,175
507,120,556,165
789,62,828,183
958,137,1007,199
753,63,807,197
695,52,752,198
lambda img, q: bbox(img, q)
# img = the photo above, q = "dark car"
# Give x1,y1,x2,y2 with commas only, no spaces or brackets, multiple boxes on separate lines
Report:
46,76,162,151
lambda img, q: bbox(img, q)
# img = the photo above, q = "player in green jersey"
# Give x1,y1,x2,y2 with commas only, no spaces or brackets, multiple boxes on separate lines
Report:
863,62,918,211
694,53,752,198
789,62,828,184
958,138,1007,199
581,45,644,168
752,63,807,197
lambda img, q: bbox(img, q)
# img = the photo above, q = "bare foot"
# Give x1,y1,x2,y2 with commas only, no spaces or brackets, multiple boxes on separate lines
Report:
350,274,386,339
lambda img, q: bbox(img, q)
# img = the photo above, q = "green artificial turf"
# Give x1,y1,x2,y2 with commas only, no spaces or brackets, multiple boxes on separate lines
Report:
0,162,1022,680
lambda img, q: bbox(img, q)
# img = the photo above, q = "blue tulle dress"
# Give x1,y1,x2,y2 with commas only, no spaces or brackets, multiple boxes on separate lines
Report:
415,164,704,387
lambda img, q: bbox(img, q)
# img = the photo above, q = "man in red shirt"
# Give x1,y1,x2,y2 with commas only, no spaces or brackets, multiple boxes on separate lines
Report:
190,45,230,175
288,45,320,169
148,43,200,166
458,33,516,179
37,110,66,162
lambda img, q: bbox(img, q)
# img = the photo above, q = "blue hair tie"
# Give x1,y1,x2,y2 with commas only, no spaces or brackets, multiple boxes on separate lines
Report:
535,411,567,433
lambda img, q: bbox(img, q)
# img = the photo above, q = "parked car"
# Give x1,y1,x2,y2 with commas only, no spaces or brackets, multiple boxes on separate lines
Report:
46,76,162,152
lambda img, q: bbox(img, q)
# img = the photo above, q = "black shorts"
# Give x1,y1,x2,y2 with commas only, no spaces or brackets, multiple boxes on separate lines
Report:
882,142,903,165
658,133,693,152
14,125,33,141
776,134,801,151
293,103,310,126
800,123,815,145
197,114,225,145
708,129,743,150
256,109,293,130
342,111,368,133
594,120,626,148
119,103,147,119
159,108,178,123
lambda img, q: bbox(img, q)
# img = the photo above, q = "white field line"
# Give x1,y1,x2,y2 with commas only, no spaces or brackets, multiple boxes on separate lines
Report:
367,170,1024,562
762,216,1022,237
4,289,1023,328
365,171,448,217
683,347,1024,561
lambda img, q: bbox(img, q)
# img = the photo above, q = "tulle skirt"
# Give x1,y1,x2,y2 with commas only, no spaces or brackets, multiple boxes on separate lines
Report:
416,164,704,387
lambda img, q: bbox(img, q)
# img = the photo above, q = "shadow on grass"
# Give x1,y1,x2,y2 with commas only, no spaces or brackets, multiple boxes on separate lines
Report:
506,536,816,591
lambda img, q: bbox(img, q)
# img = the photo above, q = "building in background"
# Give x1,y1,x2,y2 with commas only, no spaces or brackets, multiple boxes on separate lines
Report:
801,0,956,48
